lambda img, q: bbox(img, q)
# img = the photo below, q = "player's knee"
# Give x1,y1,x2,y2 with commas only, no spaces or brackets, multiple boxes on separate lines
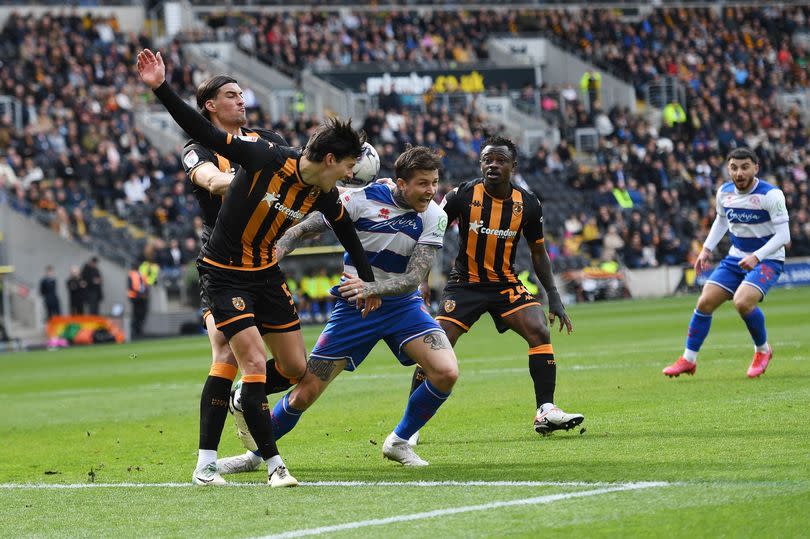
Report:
695,295,717,313
240,353,267,375
732,295,756,315
428,357,458,391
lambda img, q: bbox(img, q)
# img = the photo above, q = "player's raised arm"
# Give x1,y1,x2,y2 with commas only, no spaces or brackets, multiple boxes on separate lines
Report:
136,49,268,171
316,189,375,283
340,243,439,301
274,212,330,261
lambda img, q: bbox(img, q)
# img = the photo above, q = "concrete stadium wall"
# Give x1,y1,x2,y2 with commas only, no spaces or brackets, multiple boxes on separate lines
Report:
493,37,637,113
2,209,167,322
0,6,145,33
623,266,683,298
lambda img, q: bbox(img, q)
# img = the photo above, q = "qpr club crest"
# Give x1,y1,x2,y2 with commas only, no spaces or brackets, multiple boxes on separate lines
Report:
513,201,524,215
444,299,456,313
232,297,246,311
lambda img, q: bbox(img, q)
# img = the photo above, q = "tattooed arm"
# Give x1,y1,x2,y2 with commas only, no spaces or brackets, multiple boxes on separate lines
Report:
339,243,439,299
274,212,329,261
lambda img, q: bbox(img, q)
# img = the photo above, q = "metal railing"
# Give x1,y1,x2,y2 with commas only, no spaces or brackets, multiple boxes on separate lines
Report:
644,77,686,110
0,96,22,131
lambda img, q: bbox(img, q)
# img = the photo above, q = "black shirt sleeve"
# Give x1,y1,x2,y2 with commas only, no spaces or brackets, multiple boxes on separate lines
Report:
181,142,217,179
316,189,375,282
523,193,545,244
441,184,464,224
253,128,289,147
153,81,279,171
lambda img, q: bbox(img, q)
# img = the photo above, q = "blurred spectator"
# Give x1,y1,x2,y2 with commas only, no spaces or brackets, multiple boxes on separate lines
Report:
66,265,86,315
39,265,60,321
81,257,103,315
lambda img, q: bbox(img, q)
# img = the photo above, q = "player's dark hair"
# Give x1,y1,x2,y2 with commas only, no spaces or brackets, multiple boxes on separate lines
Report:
395,146,442,182
196,75,238,119
304,118,366,163
482,135,518,162
727,147,758,164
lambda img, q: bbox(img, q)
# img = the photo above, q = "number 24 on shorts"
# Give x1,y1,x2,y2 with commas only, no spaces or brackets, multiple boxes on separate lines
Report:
500,285,531,304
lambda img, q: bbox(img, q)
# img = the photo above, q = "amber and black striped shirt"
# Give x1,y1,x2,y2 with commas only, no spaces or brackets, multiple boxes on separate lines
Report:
153,81,373,281
443,179,544,284
182,127,287,244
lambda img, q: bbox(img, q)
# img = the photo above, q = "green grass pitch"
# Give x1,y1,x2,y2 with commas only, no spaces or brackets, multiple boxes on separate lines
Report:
1,288,809,537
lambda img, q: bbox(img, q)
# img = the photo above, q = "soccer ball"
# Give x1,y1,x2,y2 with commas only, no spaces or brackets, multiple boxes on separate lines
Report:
229,380,243,414
342,142,380,187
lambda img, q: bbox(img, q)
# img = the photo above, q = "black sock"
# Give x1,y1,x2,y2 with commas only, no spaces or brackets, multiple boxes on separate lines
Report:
529,353,556,409
240,381,279,460
264,358,295,395
199,375,232,450
409,367,426,395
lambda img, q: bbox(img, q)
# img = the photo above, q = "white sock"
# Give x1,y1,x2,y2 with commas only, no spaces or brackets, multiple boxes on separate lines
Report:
246,450,263,464
266,455,284,474
540,402,556,413
196,449,217,469
756,342,770,353
682,349,698,363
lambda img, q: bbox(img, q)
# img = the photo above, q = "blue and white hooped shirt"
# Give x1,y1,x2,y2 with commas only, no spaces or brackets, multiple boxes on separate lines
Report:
716,178,789,261
326,183,446,286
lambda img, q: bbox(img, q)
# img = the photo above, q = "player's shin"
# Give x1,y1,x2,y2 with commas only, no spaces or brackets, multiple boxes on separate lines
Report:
684,309,713,362
393,379,451,440
271,392,303,439
408,367,426,395
742,307,769,352
197,363,237,468
239,375,284,471
529,344,556,408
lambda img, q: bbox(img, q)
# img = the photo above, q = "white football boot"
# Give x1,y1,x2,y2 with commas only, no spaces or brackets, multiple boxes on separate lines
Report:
217,450,263,474
268,465,299,488
192,462,226,486
533,405,584,436
382,432,429,466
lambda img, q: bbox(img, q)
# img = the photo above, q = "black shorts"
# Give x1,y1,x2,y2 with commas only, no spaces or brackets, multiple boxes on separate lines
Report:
198,262,300,339
436,281,541,334
200,283,212,321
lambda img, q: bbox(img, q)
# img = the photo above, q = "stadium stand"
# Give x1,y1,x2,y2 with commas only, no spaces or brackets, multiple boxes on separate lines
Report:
2,6,809,306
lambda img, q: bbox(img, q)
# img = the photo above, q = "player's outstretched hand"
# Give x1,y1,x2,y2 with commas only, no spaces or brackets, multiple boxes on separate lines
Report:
136,49,166,90
694,247,713,274
548,304,573,334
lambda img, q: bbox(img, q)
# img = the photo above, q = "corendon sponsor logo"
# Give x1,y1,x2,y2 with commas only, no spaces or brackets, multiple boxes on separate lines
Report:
469,220,517,238
264,192,306,220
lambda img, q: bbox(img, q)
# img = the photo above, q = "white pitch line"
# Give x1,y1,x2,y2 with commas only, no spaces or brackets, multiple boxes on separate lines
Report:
258,482,670,539
0,480,664,490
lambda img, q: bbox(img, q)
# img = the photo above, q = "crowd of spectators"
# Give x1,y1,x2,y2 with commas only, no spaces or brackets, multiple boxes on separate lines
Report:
2,7,809,303
537,6,810,268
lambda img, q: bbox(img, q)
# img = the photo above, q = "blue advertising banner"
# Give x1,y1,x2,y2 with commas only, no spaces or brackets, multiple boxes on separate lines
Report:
694,257,810,288
775,258,810,287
